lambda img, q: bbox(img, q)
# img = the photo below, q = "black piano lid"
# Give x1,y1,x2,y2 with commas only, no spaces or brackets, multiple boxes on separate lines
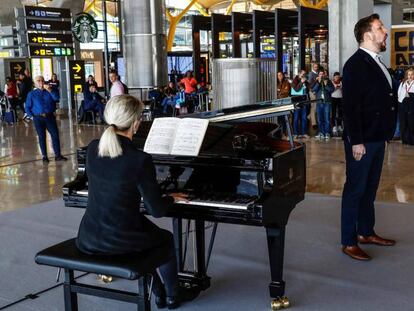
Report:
133,121,281,165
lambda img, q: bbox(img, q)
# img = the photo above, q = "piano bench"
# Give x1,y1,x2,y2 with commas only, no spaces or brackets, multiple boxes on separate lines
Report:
35,238,171,311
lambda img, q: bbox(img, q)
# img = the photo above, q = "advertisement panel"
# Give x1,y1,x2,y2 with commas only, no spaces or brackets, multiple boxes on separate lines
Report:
391,25,414,70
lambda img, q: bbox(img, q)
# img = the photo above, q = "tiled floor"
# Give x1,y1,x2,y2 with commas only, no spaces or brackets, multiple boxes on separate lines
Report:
1,116,413,212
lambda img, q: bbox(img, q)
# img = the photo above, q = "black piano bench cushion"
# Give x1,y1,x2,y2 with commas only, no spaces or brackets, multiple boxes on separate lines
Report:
35,238,171,280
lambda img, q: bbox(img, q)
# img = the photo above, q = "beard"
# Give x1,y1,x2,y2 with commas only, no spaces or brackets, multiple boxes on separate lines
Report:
380,41,386,52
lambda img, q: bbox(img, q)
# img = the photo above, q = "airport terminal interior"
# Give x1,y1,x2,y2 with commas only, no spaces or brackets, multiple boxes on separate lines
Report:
1,0,414,310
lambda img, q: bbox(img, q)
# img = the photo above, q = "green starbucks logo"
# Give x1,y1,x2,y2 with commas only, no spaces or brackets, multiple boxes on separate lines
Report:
72,12,98,43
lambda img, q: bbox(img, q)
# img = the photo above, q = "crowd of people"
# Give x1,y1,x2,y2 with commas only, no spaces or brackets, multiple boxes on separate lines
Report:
279,63,414,145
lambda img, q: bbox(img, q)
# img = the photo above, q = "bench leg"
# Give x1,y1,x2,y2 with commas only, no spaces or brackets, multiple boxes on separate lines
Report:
64,269,78,311
138,276,151,311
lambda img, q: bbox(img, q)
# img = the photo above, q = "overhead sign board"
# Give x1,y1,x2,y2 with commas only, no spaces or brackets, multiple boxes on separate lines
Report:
391,25,414,69
24,6,71,19
0,37,14,47
0,50,14,58
10,61,26,79
26,19,72,32
27,33,73,45
69,60,85,95
0,26,13,36
29,46,73,57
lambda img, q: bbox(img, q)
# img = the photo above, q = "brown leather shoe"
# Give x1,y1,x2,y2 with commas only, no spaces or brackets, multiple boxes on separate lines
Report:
342,245,372,261
357,234,396,246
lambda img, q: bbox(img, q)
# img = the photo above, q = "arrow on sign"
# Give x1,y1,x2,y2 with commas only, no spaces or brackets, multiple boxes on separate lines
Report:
13,64,22,72
31,37,37,42
29,10,34,15
72,64,82,73
34,50,39,55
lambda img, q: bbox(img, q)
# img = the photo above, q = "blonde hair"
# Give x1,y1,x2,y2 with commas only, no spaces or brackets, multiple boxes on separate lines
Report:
404,67,414,82
98,95,144,158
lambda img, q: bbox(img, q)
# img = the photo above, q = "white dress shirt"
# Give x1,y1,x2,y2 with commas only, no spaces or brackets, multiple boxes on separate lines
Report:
359,47,392,88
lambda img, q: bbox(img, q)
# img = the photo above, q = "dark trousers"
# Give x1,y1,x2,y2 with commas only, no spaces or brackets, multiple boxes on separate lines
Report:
33,115,62,158
331,97,343,128
399,101,414,145
9,97,24,118
341,140,385,246
293,107,308,135
141,217,178,298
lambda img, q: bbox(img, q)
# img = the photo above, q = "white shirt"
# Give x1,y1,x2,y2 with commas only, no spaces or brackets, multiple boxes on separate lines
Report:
359,47,392,88
331,81,342,98
110,80,125,98
398,80,414,103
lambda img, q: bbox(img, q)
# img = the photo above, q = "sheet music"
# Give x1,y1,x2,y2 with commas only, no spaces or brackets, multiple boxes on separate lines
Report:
144,118,209,156
170,118,209,156
143,118,179,155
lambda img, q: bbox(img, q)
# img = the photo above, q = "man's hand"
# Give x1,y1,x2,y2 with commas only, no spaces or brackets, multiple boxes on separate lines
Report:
170,192,189,203
352,144,366,161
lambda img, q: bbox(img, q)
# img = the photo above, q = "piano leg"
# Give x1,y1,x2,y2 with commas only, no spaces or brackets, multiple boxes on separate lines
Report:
172,218,211,291
172,218,183,271
266,226,286,298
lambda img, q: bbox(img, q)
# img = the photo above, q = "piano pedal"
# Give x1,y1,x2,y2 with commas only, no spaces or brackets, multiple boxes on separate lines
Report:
271,296,290,310
97,274,113,283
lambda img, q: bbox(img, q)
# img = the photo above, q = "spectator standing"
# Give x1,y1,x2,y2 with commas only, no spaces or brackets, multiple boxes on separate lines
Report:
4,77,21,119
397,67,414,145
48,73,60,92
331,72,343,136
25,76,67,163
109,70,125,98
291,70,310,138
308,63,320,128
277,71,292,137
312,70,335,139
17,72,33,120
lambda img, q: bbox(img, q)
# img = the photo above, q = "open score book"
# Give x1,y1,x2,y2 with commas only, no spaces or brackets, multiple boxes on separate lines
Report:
143,117,210,156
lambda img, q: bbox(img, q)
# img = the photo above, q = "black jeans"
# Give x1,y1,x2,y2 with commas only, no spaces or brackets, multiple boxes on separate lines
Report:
331,97,343,128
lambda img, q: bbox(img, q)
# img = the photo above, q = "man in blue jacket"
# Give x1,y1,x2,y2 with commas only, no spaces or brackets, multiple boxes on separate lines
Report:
83,84,105,123
25,76,67,163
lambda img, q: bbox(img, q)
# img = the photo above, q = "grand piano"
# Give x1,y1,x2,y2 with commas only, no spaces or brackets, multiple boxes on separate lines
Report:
63,96,307,310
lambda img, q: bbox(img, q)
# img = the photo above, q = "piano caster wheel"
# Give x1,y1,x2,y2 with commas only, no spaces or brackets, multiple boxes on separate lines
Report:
280,297,290,308
271,297,290,310
98,274,113,283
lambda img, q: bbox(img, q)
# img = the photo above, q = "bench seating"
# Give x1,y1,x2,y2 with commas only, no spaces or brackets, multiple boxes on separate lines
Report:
35,238,171,311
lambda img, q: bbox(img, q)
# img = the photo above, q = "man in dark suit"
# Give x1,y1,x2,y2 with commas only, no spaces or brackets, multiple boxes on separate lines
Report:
341,14,397,261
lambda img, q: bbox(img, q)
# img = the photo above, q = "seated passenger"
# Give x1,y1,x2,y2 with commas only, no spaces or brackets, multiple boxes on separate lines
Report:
161,81,177,114
83,85,105,123
76,95,198,308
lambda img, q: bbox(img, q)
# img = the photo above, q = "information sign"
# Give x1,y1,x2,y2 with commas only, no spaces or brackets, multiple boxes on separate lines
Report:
27,33,73,45
29,46,73,57
24,6,71,19
69,60,85,95
26,19,72,32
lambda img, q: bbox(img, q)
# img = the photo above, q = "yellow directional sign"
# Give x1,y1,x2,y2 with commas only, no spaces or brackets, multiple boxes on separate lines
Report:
13,64,22,72
72,63,82,73
28,33,73,45
74,84,83,93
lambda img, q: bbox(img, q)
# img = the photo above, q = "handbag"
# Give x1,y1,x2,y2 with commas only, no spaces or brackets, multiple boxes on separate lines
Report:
291,85,306,96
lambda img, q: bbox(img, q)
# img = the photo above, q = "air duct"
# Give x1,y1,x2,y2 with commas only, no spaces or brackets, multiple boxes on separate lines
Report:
121,0,168,89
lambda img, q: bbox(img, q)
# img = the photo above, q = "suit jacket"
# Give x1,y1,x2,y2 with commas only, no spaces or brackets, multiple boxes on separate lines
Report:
76,135,174,255
342,48,398,145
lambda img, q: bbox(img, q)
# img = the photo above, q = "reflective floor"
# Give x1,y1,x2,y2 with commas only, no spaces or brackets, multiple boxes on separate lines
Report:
1,116,413,212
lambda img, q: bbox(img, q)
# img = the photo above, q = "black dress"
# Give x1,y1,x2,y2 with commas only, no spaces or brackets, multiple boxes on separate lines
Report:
400,93,414,145
76,135,174,255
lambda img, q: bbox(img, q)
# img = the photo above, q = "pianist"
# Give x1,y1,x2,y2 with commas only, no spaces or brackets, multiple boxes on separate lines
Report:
76,94,198,309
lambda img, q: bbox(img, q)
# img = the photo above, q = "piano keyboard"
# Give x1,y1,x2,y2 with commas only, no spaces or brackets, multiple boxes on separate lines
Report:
74,190,256,211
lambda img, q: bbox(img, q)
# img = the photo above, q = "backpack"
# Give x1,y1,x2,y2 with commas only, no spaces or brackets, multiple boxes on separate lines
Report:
121,82,129,94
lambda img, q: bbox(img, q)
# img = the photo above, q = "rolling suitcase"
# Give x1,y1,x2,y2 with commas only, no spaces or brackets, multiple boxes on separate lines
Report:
4,97,16,124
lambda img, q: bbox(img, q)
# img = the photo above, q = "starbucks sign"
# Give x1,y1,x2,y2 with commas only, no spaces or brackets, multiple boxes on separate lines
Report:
72,12,98,43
